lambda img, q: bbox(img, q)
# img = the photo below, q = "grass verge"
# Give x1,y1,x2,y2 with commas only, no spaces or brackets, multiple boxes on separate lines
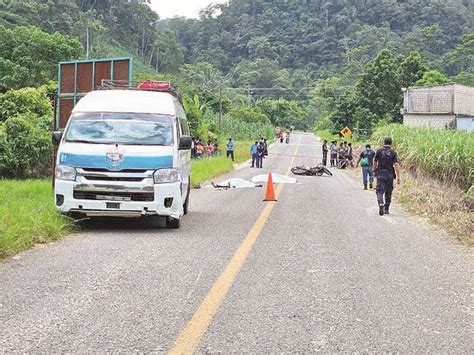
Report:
394,171,473,245
191,140,252,185
0,179,73,259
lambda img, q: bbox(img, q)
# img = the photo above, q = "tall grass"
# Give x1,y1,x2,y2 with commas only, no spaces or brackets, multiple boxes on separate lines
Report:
0,179,73,258
191,141,253,185
372,124,473,191
220,116,274,141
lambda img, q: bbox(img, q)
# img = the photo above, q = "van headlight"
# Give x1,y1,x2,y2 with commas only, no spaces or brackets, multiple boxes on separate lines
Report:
55,165,77,181
153,168,179,184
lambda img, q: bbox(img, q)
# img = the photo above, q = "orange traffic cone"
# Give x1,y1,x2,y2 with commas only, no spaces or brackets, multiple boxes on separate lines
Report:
264,172,277,201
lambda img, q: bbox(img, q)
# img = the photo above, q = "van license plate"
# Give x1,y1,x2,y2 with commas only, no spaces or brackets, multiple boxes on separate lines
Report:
106,202,120,209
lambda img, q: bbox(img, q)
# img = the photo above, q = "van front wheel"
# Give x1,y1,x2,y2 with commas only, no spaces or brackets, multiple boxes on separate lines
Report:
166,217,181,229
183,180,190,215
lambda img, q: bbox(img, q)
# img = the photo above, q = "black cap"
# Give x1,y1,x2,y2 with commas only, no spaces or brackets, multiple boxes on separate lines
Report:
384,136,393,145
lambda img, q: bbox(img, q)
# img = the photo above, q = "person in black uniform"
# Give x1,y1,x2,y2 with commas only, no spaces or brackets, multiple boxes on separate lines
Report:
374,136,401,216
322,140,328,166
256,140,265,168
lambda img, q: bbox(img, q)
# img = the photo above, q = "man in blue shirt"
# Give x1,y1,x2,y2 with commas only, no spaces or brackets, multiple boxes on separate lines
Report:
226,138,235,161
356,144,376,190
250,141,258,167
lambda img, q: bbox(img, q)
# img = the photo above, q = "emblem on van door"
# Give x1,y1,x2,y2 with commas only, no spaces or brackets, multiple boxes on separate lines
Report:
106,152,124,169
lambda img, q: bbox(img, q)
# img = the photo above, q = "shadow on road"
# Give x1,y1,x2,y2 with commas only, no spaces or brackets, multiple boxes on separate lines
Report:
77,216,164,230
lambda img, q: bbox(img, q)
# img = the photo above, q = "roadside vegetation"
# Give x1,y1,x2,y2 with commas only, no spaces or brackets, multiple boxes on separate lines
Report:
191,140,255,185
0,180,73,259
371,124,473,245
372,124,473,191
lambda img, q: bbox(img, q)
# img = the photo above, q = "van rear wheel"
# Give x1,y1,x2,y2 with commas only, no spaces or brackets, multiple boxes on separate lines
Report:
166,217,181,229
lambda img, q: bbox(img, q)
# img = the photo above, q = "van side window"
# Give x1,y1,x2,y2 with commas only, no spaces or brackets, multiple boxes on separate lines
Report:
179,119,190,136
177,104,190,136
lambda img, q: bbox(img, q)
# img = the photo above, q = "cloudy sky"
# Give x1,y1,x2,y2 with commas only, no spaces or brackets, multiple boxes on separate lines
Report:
150,0,228,19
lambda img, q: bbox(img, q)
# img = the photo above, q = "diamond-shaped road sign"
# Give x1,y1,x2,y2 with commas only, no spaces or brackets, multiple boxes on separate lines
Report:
340,126,352,138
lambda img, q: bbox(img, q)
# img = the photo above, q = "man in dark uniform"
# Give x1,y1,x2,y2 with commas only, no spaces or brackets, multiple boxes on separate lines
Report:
374,136,401,216
322,140,328,166
256,140,265,168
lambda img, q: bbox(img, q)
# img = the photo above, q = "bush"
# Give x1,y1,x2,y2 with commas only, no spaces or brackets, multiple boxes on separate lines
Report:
0,86,54,178
0,114,52,178
0,86,53,122
314,117,333,131
227,106,271,124
220,115,274,141
372,124,473,191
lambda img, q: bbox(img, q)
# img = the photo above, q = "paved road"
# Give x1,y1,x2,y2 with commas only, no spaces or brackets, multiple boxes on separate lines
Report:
1,133,472,353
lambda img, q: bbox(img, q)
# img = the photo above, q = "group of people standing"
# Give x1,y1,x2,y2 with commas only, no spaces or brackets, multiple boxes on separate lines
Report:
321,140,354,168
321,136,400,216
191,138,219,159
250,138,269,168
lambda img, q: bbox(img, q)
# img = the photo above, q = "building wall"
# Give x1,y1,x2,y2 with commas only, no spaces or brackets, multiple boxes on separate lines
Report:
404,84,474,116
453,85,474,116
405,85,454,113
403,114,456,129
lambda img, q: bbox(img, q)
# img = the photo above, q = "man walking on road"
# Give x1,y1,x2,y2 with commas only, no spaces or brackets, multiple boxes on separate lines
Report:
226,138,235,162
374,137,401,216
322,140,328,166
356,144,375,190
250,141,258,168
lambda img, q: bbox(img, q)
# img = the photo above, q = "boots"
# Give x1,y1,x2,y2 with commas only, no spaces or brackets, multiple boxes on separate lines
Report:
379,204,385,216
384,205,390,215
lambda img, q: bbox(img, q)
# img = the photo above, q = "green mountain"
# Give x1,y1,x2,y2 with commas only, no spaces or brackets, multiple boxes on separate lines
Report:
165,0,473,82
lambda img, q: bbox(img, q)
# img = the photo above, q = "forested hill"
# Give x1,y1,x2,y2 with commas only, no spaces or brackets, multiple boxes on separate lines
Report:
0,0,184,84
166,0,473,79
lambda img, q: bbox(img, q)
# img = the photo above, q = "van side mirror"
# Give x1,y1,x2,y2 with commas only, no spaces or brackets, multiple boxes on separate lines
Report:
179,136,192,150
52,131,62,145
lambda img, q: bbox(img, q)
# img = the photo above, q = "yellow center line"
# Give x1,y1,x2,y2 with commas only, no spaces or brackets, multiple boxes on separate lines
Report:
168,135,302,355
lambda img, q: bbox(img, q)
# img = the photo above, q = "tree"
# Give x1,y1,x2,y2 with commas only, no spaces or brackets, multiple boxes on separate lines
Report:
0,25,82,89
415,70,451,86
356,49,403,122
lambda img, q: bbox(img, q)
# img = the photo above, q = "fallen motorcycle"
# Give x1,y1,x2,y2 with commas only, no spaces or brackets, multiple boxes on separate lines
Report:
291,164,333,176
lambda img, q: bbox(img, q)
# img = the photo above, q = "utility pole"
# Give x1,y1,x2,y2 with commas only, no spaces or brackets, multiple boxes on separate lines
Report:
86,26,90,59
219,87,223,130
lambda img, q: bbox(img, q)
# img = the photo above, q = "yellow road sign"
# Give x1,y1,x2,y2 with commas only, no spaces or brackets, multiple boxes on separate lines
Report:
341,126,352,138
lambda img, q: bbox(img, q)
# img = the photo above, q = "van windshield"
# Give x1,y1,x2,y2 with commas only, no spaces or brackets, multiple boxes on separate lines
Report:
65,113,174,146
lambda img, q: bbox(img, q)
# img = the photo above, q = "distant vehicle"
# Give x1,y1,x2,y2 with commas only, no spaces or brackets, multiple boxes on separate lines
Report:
53,81,191,229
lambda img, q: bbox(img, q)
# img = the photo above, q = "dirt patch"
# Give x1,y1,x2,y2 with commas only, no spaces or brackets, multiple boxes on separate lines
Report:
393,170,473,246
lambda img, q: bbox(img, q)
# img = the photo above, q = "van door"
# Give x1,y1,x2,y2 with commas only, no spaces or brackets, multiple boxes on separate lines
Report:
177,105,191,200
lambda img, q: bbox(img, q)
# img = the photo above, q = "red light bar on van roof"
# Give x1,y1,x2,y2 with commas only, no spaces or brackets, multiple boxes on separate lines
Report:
138,80,171,91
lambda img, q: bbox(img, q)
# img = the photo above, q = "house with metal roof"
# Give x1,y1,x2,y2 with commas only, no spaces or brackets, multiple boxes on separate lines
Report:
401,84,474,132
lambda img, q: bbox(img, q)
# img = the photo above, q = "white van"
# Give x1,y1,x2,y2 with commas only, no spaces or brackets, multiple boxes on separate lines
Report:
53,85,191,228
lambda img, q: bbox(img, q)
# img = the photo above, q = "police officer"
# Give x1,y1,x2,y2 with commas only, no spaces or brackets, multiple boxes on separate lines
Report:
374,136,400,216
256,140,265,168
322,140,328,166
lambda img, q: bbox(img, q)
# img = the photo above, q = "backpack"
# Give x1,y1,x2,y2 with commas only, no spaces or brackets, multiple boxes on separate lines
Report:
360,157,369,167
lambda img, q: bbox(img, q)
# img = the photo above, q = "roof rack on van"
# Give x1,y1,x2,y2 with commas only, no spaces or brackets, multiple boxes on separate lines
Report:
99,79,182,103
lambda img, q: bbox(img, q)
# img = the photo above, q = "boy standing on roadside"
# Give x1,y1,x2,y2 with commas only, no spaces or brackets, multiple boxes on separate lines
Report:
250,141,258,168
226,138,235,162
